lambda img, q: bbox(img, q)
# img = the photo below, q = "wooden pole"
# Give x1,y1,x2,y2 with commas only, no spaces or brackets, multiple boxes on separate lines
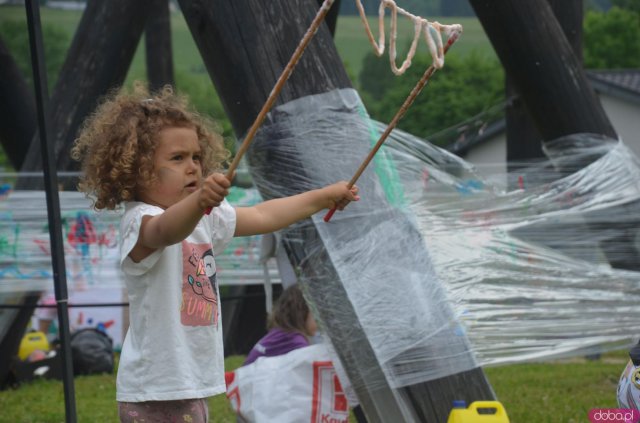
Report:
324,31,460,222
145,0,175,92
317,0,341,36
0,36,36,170
505,0,584,175
18,0,152,185
224,0,337,179
468,0,616,143
469,0,640,274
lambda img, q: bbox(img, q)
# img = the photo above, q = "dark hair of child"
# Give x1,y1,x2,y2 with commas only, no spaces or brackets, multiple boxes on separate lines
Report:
268,285,313,338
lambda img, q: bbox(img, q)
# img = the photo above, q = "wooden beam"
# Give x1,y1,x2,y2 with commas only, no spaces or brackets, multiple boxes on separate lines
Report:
0,36,36,170
145,0,175,92
505,0,584,173
179,0,350,135
469,0,616,143
18,0,152,184
471,2,640,273
317,0,341,36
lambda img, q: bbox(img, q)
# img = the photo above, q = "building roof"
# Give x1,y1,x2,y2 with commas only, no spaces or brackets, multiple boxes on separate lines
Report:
443,69,640,154
587,69,640,105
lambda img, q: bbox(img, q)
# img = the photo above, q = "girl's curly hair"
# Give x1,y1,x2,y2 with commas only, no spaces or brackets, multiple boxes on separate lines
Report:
71,82,229,210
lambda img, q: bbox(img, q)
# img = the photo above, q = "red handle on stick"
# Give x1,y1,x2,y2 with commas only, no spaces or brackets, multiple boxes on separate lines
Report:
323,207,337,222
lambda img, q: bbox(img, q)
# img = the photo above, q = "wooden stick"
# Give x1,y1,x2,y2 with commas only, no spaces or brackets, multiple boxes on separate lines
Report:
324,30,461,222
226,0,336,179
205,0,335,215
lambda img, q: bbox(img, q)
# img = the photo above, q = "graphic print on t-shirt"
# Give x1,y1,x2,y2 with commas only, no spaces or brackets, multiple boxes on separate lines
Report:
181,242,219,327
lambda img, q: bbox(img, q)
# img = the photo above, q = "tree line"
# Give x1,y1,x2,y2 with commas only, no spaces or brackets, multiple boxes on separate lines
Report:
339,0,474,17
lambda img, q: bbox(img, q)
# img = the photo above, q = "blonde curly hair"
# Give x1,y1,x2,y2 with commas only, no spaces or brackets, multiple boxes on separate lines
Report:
71,83,229,210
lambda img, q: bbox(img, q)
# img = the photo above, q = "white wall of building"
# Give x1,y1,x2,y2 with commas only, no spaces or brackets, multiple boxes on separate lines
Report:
459,93,640,182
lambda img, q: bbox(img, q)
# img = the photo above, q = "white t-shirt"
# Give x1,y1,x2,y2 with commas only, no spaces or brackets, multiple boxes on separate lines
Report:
116,200,236,402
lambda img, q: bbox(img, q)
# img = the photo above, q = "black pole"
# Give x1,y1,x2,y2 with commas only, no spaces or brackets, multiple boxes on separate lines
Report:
24,1,77,422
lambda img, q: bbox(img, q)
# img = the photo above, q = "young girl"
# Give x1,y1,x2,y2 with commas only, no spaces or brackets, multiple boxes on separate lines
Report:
244,284,317,365
71,83,359,423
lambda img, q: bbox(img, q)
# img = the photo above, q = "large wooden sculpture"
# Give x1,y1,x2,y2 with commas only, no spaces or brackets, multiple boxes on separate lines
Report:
178,0,496,421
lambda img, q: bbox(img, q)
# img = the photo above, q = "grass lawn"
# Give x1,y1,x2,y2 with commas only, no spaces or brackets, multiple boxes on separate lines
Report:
0,351,629,422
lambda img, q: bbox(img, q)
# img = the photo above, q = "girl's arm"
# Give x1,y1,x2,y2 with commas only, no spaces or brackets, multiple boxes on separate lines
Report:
234,182,359,237
129,174,230,262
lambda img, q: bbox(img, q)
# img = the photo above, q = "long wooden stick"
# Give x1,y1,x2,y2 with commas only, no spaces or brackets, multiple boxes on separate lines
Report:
324,30,461,222
204,0,335,215
226,0,335,178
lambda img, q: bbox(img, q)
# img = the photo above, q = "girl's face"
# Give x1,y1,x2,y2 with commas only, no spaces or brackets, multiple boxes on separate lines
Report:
138,126,203,209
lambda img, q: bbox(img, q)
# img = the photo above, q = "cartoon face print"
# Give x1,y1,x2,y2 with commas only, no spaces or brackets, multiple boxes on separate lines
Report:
181,243,219,327
187,249,218,303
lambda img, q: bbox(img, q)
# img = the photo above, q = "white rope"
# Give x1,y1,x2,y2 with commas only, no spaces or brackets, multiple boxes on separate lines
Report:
354,0,463,74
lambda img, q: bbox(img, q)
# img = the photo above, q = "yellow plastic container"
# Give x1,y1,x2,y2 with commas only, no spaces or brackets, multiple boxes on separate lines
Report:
18,331,50,361
447,401,510,423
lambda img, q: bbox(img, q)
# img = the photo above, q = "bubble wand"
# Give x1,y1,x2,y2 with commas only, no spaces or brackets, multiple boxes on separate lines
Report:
323,27,462,222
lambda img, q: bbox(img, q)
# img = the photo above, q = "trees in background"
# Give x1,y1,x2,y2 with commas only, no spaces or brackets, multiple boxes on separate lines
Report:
584,2,640,68
359,51,504,146
0,21,68,93
357,0,640,146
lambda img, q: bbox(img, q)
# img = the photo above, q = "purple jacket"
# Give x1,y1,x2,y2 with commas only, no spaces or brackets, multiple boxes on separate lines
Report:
244,328,309,365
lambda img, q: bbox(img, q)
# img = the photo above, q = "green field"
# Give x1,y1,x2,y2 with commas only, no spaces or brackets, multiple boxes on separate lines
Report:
0,352,629,422
334,15,494,76
0,6,495,87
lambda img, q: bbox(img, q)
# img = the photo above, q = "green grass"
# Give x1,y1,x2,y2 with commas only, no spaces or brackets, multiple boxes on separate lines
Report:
0,355,246,423
486,352,627,423
0,352,629,422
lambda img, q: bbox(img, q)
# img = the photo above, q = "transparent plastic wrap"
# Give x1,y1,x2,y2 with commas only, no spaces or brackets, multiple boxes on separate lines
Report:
245,88,640,393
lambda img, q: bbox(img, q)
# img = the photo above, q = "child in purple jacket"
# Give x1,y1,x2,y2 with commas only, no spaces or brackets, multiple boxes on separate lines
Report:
244,284,317,365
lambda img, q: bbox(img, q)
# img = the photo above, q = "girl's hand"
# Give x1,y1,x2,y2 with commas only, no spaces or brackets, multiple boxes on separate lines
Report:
324,181,360,211
199,173,231,211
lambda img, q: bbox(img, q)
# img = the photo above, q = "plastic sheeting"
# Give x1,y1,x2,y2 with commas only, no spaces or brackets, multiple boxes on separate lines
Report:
2,87,639,391
246,88,640,392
